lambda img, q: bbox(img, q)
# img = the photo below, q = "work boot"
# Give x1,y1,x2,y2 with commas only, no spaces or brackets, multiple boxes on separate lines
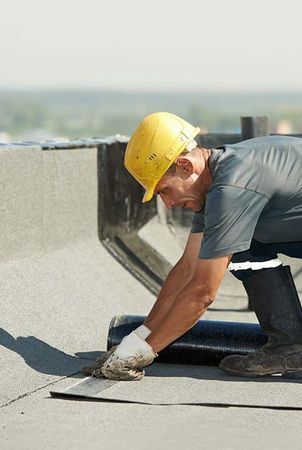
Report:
219,265,302,378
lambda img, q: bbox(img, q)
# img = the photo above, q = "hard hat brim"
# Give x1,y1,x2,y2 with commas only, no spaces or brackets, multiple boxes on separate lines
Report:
142,186,155,203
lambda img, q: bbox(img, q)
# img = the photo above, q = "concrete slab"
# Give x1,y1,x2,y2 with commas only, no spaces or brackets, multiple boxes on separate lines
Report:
0,145,153,407
0,239,154,407
1,143,301,450
1,376,301,450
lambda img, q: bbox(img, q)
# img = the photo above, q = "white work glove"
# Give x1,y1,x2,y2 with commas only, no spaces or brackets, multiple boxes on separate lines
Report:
100,330,157,381
133,324,151,340
81,324,152,378
81,346,118,376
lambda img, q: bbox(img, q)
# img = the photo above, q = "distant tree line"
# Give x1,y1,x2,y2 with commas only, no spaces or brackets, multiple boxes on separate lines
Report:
0,90,301,140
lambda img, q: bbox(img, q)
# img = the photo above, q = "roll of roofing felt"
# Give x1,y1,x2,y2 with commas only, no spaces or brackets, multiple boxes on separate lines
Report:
107,315,268,366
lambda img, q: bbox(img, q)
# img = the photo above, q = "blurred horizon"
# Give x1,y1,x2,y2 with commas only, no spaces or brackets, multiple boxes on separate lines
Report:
2,87,302,94
1,88,301,143
1,0,301,142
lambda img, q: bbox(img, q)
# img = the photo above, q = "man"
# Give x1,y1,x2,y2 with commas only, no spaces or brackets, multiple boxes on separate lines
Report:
83,112,302,380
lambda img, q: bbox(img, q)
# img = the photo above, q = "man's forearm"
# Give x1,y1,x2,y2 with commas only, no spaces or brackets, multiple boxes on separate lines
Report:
145,256,231,353
144,261,193,331
146,283,214,353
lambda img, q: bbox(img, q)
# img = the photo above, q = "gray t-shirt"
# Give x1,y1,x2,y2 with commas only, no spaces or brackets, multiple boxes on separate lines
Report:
191,135,302,258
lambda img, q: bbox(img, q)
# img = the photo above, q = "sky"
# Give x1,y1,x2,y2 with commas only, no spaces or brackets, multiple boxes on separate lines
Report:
0,0,302,91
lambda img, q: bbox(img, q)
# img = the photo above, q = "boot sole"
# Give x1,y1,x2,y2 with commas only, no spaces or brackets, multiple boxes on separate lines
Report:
219,365,302,379
282,370,302,379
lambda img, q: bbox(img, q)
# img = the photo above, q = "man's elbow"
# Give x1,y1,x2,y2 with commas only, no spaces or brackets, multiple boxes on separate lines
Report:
188,291,215,318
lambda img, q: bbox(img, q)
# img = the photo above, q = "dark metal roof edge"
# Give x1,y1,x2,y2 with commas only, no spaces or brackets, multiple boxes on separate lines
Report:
1,132,301,151
0,134,129,150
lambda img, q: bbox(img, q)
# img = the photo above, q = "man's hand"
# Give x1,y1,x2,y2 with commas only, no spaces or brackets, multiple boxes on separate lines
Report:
100,331,157,381
81,324,152,379
81,346,118,376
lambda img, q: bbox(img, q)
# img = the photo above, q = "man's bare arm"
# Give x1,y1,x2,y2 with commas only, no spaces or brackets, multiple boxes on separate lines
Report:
146,254,232,353
143,232,203,331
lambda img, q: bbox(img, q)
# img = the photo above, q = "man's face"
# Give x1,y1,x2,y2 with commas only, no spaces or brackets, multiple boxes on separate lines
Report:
154,168,203,212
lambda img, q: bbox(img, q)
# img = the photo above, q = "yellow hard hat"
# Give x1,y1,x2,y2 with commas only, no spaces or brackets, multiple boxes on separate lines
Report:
124,112,200,202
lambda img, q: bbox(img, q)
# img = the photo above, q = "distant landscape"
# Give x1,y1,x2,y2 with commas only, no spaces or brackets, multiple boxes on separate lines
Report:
0,89,302,142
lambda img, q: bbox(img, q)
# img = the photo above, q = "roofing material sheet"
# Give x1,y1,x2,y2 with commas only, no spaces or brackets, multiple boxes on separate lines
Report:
51,363,302,409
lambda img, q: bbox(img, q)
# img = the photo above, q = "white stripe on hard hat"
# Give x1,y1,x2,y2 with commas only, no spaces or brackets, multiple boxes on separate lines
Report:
186,139,197,152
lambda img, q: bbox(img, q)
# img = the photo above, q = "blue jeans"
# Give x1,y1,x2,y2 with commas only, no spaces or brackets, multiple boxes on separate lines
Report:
229,240,302,281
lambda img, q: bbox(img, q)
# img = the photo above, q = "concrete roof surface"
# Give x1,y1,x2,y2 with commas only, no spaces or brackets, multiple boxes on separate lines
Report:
1,143,301,449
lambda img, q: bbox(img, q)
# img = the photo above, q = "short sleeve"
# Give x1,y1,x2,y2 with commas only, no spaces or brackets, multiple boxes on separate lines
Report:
200,185,269,258
191,210,205,233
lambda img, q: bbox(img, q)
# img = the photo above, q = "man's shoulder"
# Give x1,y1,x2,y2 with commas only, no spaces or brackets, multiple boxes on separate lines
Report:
211,137,290,195
210,149,263,193
220,135,302,150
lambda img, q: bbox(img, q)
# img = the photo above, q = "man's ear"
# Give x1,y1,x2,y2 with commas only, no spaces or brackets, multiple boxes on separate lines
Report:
175,157,193,174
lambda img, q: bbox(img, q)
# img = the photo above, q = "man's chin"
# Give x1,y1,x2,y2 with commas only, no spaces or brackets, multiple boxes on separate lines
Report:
182,203,194,212
191,203,204,213
186,204,199,213
180,201,203,212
